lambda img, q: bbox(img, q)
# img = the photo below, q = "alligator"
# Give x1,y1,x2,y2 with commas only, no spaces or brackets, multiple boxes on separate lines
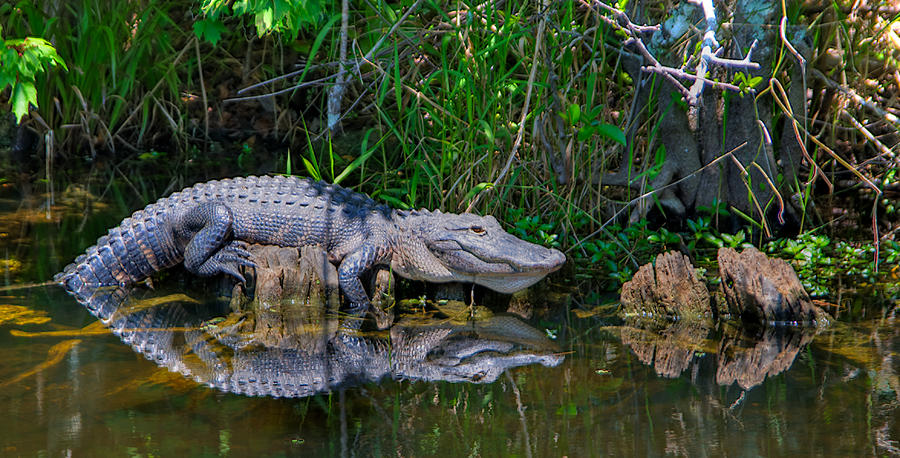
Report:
55,176,566,313
76,286,563,398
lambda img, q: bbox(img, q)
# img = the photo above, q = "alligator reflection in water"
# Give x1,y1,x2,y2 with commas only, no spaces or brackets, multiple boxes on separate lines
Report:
621,318,817,390
72,286,563,398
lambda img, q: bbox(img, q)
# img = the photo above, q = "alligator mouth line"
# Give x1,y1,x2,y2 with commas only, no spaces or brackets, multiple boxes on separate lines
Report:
432,242,563,275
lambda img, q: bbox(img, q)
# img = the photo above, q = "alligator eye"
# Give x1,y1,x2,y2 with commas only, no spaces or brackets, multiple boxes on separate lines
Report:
470,226,486,235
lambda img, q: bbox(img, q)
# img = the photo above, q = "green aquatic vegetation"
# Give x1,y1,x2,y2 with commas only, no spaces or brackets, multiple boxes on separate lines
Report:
3,0,190,154
508,208,560,249
765,233,900,297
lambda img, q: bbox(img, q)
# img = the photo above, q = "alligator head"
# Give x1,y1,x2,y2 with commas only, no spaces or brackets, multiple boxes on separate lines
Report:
391,210,566,293
391,315,564,383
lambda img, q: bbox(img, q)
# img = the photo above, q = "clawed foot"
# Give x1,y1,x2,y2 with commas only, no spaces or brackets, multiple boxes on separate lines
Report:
196,241,257,283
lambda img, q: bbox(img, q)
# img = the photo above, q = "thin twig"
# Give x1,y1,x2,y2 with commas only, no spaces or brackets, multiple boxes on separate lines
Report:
811,68,900,129
841,109,895,161
194,39,209,148
327,0,350,132
643,65,742,92
224,73,341,103
360,0,424,68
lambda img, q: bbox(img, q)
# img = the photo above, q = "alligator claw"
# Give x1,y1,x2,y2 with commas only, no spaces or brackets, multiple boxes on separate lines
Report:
196,242,256,283
225,241,253,260
218,264,247,284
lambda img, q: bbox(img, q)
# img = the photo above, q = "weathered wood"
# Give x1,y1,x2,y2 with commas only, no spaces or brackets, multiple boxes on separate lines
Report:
620,318,711,379
227,245,398,342
718,247,829,325
716,325,817,390
620,251,712,319
368,267,395,330
226,245,341,347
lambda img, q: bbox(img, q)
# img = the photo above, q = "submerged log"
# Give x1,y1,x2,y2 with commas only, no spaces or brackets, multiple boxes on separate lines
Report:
718,247,829,325
620,251,712,319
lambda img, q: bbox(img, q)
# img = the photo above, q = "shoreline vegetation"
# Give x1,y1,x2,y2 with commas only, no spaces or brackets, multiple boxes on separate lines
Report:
1,0,899,295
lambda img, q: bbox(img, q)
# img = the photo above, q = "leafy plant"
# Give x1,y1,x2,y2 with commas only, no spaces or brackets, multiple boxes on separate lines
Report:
3,0,188,153
197,0,329,41
0,23,67,123
765,233,900,297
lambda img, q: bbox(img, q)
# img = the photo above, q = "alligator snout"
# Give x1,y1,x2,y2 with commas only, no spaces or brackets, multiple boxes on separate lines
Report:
539,248,567,272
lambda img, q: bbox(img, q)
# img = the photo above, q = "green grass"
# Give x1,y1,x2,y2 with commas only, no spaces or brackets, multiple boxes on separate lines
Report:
2,0,898,298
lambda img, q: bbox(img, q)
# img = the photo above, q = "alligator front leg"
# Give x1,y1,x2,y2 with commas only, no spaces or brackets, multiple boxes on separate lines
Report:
179,202,255,283
338,243,382,314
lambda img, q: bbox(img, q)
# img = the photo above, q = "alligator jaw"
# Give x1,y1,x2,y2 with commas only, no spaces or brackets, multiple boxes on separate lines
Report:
397,211,567,293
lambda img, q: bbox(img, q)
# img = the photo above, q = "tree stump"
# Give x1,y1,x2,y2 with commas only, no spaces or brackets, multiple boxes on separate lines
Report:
228,245,397,341
620,251,712,319
226,245,341,348
368,267,395,330
718,247,829,325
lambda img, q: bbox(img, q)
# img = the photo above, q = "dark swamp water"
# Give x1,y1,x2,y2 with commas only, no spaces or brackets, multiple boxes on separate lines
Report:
0,187,898,456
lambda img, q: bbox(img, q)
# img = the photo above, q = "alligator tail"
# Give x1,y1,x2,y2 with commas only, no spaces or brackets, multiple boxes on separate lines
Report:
54,203,182,292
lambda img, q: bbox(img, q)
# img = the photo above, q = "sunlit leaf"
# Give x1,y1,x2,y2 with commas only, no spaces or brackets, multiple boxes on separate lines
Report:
464,182,494,203
302,156,321,181
11,81,37,123
568,103,581,125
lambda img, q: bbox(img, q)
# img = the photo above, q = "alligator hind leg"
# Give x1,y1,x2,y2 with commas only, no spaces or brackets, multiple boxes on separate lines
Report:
178,202,255,283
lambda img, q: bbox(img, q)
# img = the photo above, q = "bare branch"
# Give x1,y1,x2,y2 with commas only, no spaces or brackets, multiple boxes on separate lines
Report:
590,0,760,106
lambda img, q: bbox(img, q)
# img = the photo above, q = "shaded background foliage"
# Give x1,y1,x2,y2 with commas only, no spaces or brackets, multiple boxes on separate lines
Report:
1,0,899,292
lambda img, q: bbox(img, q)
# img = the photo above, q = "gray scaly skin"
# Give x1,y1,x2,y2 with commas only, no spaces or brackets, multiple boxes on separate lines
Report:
55,176,566,311
81,286,563,398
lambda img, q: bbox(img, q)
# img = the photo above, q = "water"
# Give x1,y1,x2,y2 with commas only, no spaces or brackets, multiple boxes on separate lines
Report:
0,188,897,456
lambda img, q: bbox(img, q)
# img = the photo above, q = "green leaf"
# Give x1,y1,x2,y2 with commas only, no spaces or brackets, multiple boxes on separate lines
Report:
596,123,625,146
479,119,494,144
463,182,494,203
393,43,401,108
295,14,340,86
376,193,409,209
577,126,594,142
11,81,37,123
567,103,581,125
334,130,378,184
302,156,321,181
193,18,227,45
255,8,275,35
0,72,14,91
654,144,666,165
